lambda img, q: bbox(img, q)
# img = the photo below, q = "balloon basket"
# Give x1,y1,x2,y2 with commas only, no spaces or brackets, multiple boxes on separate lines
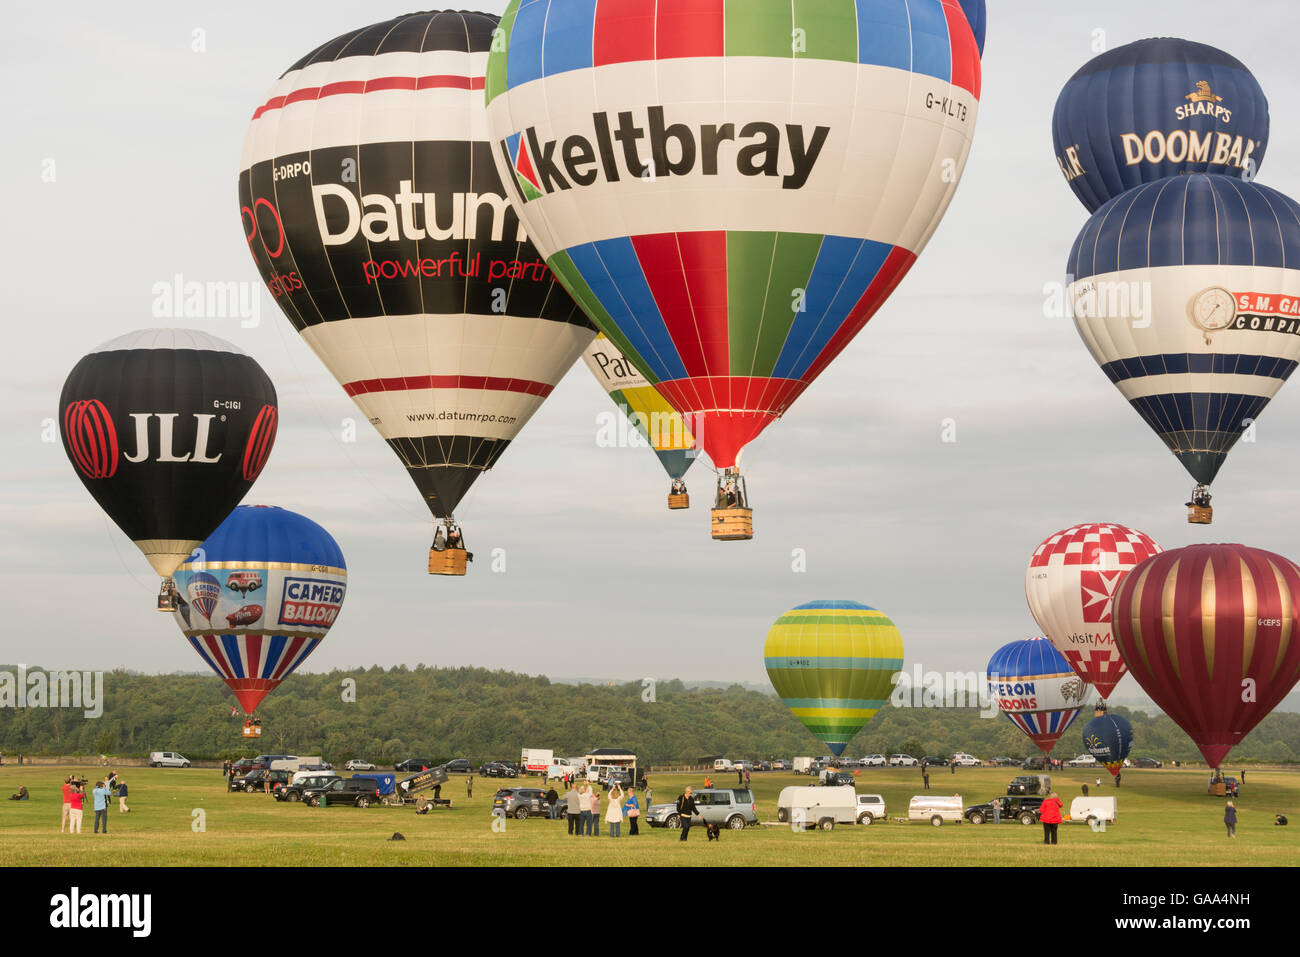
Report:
242,725,262,738
668,492,690,510
1209,781,1226,796
711,508,753,541
1187,504,1213,524
156,579,177,612
429,548,468,576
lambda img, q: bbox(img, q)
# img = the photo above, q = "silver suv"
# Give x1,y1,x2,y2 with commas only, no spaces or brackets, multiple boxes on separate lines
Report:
646,788,757,830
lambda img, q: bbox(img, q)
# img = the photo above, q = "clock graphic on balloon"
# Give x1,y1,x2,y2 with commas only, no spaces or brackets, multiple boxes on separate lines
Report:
1189,287,1237,345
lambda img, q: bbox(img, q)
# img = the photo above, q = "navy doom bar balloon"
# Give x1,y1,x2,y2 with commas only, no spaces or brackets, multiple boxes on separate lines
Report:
1082,711,1133,778
59,329,278,595
1053,38,1269,212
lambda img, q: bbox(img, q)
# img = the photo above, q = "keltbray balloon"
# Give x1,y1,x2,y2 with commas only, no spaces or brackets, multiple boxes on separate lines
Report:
1052,38,1269,212
58,329,278,605
238,11,594,573
1111,543,1300,770
582,333,698,505
764,600,904,757
956,0,986,56
1082,710,1133,777
485,0,980,536
987,637,1093,755
172,505,346,714
1026,523,1162,699
1067,174,1300,522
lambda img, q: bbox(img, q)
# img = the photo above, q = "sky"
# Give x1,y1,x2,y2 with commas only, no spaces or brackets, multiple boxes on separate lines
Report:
4,1,1300,711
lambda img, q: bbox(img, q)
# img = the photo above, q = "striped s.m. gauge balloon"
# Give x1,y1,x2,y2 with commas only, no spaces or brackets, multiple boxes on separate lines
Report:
764,600,904,756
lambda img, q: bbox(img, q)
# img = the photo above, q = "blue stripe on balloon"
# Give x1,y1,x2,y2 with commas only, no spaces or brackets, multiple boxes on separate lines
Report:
1101,354,1298,383
183,507,345,569
794,599,875,610
221,634,245,679
1128,392,1271,433
262,635,288,680
506,0,547,89
907,0,952,84
764,656,905,670
567,239,688,381
542,0,595,77
854,0,913,73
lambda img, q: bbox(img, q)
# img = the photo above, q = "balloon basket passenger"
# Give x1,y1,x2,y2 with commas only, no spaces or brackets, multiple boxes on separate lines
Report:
711,469,753,541
429,520,472,576
668,479,690,510
1186,485,1212,524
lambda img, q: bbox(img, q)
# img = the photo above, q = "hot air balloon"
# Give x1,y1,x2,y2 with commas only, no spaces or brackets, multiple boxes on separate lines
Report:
59,329,278,609
485,0,981,539
239,10,595,576
1052,38,1269,212
1111,543,1300,771
171,505,346,715
1082,708,1133,778
1067,174,1300,523
956,0,986,56
987,637,1093,755
764,600,904,757
1026,523,1162,699
583,333,698,508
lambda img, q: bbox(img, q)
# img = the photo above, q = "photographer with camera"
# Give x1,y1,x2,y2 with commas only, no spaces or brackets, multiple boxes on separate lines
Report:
67,779,86,834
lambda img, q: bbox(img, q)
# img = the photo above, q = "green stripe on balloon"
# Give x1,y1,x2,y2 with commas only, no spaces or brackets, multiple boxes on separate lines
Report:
793,0,860,62
773,614,896,627
725,232,822,376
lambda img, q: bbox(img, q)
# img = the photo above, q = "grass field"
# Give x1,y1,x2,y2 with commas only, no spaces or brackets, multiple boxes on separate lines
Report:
1,765,1295,866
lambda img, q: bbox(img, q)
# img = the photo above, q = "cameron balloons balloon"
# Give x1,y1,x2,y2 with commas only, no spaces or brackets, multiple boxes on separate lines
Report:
485,0,980,530
1026,523,1162,699
987,637,1093,754
172,505,346,714
59,329,278,598
239,11,594,571
1067,174,1300,520
764,600,904,757
1111,543,1300,770
582,333,698,502
1052,38,1269,212
956,0,985,56
1083,710,1133,777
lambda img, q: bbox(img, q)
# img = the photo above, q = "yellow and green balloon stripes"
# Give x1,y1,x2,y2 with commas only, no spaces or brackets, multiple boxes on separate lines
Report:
764,600,904,756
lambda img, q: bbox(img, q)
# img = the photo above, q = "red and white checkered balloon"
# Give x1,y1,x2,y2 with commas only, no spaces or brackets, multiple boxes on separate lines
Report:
1025,523,1162,699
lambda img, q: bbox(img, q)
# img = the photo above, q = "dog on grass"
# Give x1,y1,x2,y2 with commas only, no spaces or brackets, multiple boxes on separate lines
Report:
706,822,721,841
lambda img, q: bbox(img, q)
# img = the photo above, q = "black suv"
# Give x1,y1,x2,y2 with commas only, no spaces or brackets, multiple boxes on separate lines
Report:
1133,757,1162,768
1022,756,1046,770
443,758,474,774
966,795,1044,825
275,774,339,803
230,769,290,793
1007,775,1050,795
479,761,519,778
395,758,438,773
301,778,381,808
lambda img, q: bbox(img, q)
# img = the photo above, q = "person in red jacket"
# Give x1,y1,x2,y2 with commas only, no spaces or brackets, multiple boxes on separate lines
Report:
1039,791,1063,844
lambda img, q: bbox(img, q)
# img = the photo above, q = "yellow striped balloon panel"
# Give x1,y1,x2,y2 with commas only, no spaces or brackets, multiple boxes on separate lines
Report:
581,334,696,480
764,600,905,756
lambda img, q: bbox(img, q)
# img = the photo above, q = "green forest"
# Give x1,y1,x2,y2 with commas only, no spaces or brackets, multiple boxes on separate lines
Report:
1,664,1297,766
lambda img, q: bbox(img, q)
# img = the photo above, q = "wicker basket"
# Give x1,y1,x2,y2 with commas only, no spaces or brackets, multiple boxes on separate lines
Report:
711,507,753,541
668,492,690,510
1188,505,1213,525
428,548,469,576
1209,781,1227,796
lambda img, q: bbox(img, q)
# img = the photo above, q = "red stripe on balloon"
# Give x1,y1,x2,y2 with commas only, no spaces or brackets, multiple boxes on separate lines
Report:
341,375,553,398
630,232,724,380
656,0,725,60
252,75,485,119
594,0,656,67
242,404,278,482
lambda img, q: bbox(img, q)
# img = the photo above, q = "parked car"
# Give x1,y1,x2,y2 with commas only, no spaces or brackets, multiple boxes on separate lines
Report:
1007,775,1052,796
1132,757,1162,769
861,754,887,767
921,756,949,767
770,759,788,771
443,758,474,774
992,756,1020,767
276,774,340,802
1066,754,1098,767
301,778,381,808
819,769,856,787
344,759,376,771
148,751,191,768
492,787,554,819
889,754,919,767
1022,756,1046,770
951,753,981,767
230,769,291,793
856,794,887,825
395,758,438,772
479,761,519,778
965,795,1044,825
229,757,259,774
646,788,756,830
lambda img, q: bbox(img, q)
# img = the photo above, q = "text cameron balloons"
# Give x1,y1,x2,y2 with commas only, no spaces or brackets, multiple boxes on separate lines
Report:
484,0,980,473
59,329,278,578
1068,174,1300,498
1026,523,1162,699
1111,544,1300,769
239,11,594,529
764,600,904,757
1053,38,1269,212
987,637,1093,754
172,505,346,714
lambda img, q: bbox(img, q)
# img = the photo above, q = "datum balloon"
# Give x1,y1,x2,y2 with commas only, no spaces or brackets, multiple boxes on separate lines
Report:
987,637,1093,754
239,10,594,573
1111,543,1300,770
485,0,981,534
1082,710,1133,777
764,600,904,757
59,329,278,604
1067,174,1300,521
1053,38,1269,212
172,505,346,714
1026,523,1162,698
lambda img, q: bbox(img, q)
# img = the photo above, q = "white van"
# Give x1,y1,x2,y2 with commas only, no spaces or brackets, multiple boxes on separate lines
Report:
148,751,190,768
908,794,963,826
271,756,322,772
713,759,734,771
775,785,857,830
1068,796,1117,826
792,757,813,775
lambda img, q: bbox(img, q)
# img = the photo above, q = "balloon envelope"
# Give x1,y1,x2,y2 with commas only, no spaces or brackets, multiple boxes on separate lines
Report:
59,329,278,577
1052,38,1269,211
1111,543,1300,768
484,0,980,470
987,637,1092,754
764,600,904,757
172,505,346,714
1068,174,1300,490
956,0,986,55
1026,523,1162,698
1082,712,1133,777
239,11,594,523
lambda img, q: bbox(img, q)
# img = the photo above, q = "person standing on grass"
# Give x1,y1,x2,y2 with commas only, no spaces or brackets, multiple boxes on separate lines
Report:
118,779,130,813
1039,791,1063,845
92,780,111,834
578,782,594,836
624,788,641,836
566,783,582,836
606,784,624,837
60,776,73,833
590,786,601,836
1225,801,1237,838
67,782,84,834
466,776,473,799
